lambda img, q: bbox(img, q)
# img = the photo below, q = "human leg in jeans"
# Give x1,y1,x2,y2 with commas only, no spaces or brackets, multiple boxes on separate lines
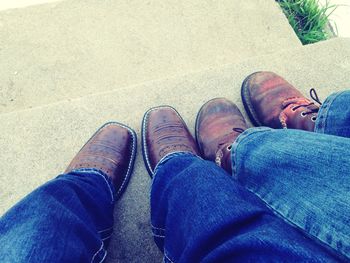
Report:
236,72,350,259
142,106,340,262
0,122,137,263
314,90,350,137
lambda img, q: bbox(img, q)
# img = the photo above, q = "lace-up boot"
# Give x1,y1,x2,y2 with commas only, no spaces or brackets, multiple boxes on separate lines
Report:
195,98,248,173
241,71,321,131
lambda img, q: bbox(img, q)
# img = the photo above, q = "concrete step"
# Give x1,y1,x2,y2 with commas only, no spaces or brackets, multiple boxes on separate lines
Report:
1,38,349,262
0,0,301,114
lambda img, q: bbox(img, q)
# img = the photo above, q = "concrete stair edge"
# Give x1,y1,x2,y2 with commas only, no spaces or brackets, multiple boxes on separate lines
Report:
0,37,347,118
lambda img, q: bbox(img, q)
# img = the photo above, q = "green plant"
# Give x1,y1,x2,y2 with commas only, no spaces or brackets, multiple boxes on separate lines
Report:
277,0,337,44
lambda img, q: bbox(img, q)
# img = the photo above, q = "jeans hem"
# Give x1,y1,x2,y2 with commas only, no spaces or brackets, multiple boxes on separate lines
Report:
68,168,116,204
164,251,175,263
91,241,107,263
231,127,273,179
153,151,201,176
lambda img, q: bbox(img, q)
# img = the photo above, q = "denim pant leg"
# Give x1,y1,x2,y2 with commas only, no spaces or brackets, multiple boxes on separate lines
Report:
232,128,350,261
151,153,338,263
315,90,350,137
0,168,116,263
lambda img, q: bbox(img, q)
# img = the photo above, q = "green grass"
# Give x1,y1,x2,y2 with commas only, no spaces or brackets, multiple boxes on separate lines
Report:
277,0,337,44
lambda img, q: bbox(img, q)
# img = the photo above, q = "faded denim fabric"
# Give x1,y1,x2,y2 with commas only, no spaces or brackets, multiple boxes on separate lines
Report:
0,168,115,263
151,153,339,262
315,90,350,137
231,90,350,261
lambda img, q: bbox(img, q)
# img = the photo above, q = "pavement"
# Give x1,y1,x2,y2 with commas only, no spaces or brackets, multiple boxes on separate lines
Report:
0,0,300,114
2,0,349,37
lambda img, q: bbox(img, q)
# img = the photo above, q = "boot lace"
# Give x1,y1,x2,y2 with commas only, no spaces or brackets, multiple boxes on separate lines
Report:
279,88,322,129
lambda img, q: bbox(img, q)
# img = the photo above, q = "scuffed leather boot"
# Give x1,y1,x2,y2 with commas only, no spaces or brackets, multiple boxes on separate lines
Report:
241,71,321,131
142,106,199,177
195,98,248,174
65,122,137,199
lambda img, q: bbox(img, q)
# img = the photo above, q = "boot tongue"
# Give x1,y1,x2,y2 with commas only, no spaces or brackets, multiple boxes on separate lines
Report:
279,97,319,131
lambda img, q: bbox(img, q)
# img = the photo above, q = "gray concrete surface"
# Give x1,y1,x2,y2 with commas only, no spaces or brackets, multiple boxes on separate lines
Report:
0,0,301,114
0,38,349,262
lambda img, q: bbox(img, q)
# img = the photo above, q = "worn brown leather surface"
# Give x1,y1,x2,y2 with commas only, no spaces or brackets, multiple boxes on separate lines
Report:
142,106,199,174
242,71,319,131
196,98,248,172
65,123,136,191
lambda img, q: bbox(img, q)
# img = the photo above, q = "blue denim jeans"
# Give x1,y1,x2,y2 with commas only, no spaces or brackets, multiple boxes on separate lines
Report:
0,169,116,262
151,91,350,262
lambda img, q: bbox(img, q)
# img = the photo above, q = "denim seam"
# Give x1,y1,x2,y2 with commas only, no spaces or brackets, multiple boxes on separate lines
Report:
315,91,346,133
98,226,113,233
98,251,107,263
91,242,106,263
98,172,115,204
152,224,166,239
101,234,113,241
164,251,175,263
95,170,115,204
151,224,166,231
153,233,166,238
100,230,113,239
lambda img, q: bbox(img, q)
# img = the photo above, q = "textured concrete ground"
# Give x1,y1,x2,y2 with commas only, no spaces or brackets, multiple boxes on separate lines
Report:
0,38,349,262
0,0,300,114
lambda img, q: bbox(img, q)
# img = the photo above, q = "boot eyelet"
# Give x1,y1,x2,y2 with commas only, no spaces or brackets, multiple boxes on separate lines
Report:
311,116,317,122
301,111,307,117
291,107,297,112
227,145,232,151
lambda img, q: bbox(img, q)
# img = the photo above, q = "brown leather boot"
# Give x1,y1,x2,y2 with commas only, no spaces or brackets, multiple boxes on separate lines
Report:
65,122,137,199
241,71,321,131
195,98,248,173
142,106,199,177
